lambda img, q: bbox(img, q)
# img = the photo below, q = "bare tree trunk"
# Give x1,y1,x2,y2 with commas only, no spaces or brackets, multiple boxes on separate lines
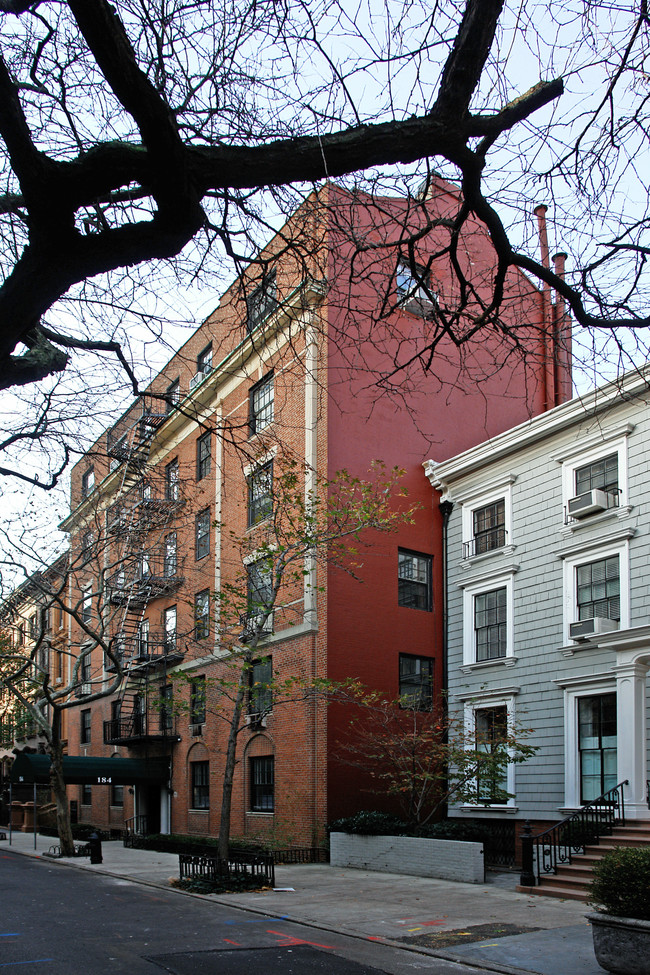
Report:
217,669,247,861
49,709,74,856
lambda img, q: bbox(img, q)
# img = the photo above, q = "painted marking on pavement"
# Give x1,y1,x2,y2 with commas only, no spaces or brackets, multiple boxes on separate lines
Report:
0,961,55,968
266,929,335,950
366,937,386,941
223,939,242,946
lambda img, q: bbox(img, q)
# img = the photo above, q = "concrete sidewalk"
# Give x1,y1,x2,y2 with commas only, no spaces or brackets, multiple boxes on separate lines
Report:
1,829,603,974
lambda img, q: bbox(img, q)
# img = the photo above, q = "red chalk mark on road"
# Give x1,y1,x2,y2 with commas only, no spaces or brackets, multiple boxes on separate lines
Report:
419,920,447,927
266,929,335,950
223,939,242,946
366,937,386,941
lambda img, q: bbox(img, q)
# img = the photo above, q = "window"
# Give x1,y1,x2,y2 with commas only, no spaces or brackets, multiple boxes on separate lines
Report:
397,550,432,611
81,531,94,564
164,532,178,577
80,652,91,684
190,676,206,725
249,373,274,435
197,344,213,375
82,587,92,624
576,556,620,622
475,705,509,803
195,509,210,559
111,782,124,807
164,606,177,654
250,756,274,811
165,458,180,501
194,589,210,640
196,431,211,480
165,378,180,413
249,657,273,716
471,499,506,556
16,624,24,646
578,693,617,802
191,760,209,809
80,709,91,744
247,558,273,617
399,654,433,710
81,784,92,806
138,619,150,658
160,683,174,733
575,453,618,497
474,587,507,661
246,271,277,333
29,613,37,639
396,259,432,313
81,467,95,498
247,461,273,526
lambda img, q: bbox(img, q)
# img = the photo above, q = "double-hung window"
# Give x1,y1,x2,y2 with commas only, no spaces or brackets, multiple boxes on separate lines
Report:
81,587,92,624
196,431,211,480
191,761,209,810
398,654,433,710
190,676,206,725
194,589,210,640
248,461,273,526
81,530,94,564
249,657,273,717
474,587,507,661
165,459,180,501
576,556,620,622
247,558,273,618
197,344,212,376
246,271,277,333
81,467,95,498
575,453,619,497
475,705,509,803
250,756,274,812
80,709,91,744
397,550,432,611
164,532,177,576
249,374,274,435
195,509,210,559
165,378,180,413
164,606,177,654
160,683,174,733
471,499,506,556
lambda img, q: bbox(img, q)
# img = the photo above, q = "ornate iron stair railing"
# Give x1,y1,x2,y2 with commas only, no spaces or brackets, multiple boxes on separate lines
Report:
520,779,629,887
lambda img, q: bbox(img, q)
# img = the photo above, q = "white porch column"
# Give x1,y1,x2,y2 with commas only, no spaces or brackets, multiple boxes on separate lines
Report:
614,660,649,820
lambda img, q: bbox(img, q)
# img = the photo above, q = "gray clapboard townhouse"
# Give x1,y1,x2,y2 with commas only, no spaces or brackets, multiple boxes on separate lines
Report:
425,365,650,890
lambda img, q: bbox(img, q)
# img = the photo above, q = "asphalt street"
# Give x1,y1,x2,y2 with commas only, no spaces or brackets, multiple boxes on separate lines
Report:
0,851,493,975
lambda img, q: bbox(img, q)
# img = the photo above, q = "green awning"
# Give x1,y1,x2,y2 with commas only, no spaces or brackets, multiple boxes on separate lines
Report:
10,752,170,786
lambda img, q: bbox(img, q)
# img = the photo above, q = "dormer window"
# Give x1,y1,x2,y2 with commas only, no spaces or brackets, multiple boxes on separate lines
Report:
396,259,433,315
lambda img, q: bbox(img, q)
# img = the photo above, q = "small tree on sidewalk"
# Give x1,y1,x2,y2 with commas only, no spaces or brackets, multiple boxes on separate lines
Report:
171,459,417,859
333,687,537,828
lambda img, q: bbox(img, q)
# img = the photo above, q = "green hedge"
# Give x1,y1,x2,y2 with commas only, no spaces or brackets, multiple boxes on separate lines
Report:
134,832,264,856
589,847,650,920
328,811,489,843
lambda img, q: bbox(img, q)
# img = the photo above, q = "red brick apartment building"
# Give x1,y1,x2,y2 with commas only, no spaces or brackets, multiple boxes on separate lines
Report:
36,183,569,847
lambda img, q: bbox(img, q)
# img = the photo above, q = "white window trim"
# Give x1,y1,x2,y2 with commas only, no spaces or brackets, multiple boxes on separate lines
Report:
555,675,616,809
562,539,630,644
462,691,519,810
460,478,515,564
559,431,631,526
243,446,278,478
461,572,515,669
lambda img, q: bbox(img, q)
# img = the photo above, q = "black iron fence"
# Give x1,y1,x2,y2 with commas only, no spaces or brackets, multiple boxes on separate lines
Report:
520,779,628,886
179,850,275,887
273,847,329,865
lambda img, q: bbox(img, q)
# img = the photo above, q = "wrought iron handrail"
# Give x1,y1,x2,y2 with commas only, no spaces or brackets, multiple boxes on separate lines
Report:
520,779,628,887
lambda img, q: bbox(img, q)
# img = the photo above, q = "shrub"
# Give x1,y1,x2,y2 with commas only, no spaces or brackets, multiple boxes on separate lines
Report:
588,847,650,920
137,833,264,856
416,820,488,843
328,810,408,835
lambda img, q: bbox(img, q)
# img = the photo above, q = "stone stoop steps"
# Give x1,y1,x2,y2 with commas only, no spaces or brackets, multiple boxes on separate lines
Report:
517,819,650,902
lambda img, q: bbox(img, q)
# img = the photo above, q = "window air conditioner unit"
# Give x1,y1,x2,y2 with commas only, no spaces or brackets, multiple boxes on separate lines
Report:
567,489,612,519
244,713,267,728
570,617,619,640
190,724,204,737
